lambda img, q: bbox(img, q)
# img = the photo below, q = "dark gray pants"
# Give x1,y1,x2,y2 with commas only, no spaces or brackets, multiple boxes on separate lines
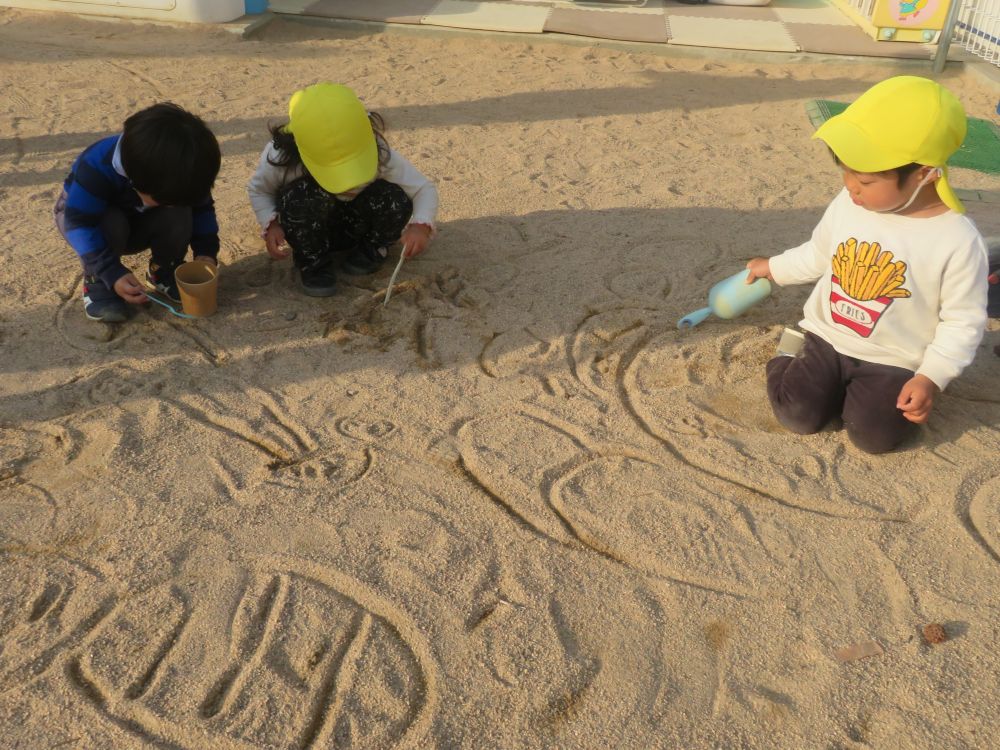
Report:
766,332,915,454
54,192,192,284
99,205,193,271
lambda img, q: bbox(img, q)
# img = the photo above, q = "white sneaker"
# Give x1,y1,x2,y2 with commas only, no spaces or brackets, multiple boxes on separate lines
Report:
777,328,805,358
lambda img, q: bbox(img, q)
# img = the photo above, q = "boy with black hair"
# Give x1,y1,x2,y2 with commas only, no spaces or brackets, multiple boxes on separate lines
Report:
55,102,222,322
746,76,989,454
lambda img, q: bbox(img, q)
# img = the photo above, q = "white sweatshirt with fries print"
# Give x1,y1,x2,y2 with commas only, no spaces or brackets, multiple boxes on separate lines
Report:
769,188,988,390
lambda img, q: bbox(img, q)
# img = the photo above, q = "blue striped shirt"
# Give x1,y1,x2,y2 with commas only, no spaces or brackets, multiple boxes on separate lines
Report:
61,135,219,288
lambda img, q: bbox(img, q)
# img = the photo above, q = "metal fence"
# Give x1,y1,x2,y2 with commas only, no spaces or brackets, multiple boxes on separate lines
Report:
954,0,1000,64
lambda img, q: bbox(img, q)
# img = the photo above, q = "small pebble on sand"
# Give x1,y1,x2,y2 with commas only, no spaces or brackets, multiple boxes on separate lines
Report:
922,623,948,645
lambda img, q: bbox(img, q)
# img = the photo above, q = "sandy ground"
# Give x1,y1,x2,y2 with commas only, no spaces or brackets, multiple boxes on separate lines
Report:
2,9,1000,749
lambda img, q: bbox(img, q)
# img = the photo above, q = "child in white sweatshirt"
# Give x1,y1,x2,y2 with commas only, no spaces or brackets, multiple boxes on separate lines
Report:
248,83,438,297
746,76,988,454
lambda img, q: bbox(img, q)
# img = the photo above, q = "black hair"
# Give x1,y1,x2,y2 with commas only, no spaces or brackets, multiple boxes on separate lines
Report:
120,102,221,206
267,111,391,172
829,150,922,186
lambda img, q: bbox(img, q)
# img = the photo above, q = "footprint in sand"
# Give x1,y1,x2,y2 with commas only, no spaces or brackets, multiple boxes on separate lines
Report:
269,447,373,493
0,425,45,480
470,262,519,293
240,258,308,304
84,363,167,407
552,454,774,595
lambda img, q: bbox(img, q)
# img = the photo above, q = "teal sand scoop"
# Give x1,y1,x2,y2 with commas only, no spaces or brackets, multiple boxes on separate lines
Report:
678,269,772,329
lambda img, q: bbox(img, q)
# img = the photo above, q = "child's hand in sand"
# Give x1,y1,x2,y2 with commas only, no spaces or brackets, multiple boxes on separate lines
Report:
897,374,938,423
264,220,290,260
745,257,773,283
114,272,148,304
401,223,432,258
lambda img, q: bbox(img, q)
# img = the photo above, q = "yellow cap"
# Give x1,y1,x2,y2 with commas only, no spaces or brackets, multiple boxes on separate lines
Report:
286,83,377,194
813,76,968,213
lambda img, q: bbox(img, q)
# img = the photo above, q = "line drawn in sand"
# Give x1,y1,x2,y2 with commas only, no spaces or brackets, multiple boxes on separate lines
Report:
165,388,378,497
55,274,135,352
0,553,117,695
61,560,437,750
957,470,1000,564
617,328,917,522
55,273,229,365
457,408,775,598
568,307,661,402
1,479,59,541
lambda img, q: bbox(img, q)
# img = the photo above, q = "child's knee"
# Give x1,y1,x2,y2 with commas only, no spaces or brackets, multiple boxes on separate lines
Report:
774,404,829,436
845,424,910,454
158,207,193,242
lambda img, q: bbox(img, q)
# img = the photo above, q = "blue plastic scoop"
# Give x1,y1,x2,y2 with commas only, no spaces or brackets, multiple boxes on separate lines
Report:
678,269,772,329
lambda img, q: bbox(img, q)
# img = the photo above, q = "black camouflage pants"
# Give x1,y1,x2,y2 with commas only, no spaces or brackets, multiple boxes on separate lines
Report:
277,176,413,273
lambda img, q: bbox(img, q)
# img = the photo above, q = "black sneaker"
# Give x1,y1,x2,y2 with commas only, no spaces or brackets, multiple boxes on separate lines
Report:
83,276,129,323
299,265,338,297
340,245,388,276
146,263,180,303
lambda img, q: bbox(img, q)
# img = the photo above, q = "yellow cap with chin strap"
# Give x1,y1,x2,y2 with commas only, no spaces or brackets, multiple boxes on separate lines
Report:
813,76,968,213
286,83,377,195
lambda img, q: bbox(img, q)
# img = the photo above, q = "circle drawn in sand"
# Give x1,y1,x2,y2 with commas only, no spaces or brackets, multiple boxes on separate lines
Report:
606,266,671,302
336,417,397,443
56,285,136,352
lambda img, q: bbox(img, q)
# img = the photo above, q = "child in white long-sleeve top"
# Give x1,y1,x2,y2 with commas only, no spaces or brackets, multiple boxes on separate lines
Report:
248,82,438,297
746,76,988,454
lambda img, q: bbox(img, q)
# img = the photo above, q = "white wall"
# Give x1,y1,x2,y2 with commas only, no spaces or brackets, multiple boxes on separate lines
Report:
0,0,248,23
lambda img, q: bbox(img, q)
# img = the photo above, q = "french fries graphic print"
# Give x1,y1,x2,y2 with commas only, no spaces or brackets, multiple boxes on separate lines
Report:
830,238,910,338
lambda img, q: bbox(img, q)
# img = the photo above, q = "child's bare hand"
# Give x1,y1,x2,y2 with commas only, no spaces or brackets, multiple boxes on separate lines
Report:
264,221,289,260
746,257,773,283
401,223,432,258
897,374,938,423
114,273,147,304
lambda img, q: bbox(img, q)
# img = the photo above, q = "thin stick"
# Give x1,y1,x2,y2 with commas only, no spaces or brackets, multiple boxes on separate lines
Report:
383,250,407,307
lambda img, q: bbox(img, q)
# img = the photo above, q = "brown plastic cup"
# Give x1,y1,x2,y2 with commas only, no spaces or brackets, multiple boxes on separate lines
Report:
175,260,218,317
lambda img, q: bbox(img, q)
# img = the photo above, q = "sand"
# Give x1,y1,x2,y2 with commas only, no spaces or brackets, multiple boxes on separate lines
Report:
2,8,1000,748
